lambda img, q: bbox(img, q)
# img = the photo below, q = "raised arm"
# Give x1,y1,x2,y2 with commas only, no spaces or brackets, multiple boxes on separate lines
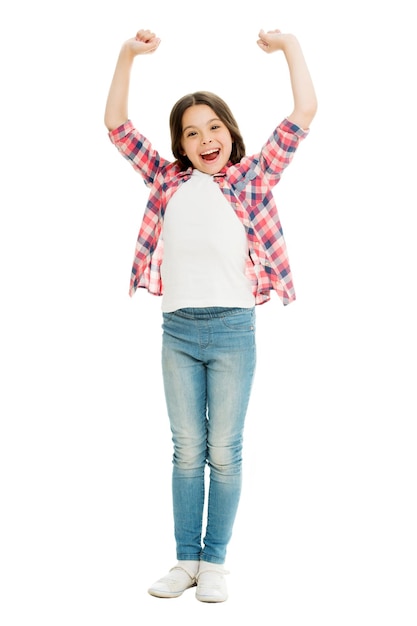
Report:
104,29,160,131
257,29,317,130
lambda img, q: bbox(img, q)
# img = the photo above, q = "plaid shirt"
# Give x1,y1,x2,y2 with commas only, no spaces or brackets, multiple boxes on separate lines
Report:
108,118,308,305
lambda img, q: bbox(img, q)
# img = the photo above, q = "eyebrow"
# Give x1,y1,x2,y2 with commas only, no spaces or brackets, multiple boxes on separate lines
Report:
182,118,221,133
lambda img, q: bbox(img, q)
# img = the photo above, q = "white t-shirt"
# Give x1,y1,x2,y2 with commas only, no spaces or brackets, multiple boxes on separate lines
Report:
160,169,255,312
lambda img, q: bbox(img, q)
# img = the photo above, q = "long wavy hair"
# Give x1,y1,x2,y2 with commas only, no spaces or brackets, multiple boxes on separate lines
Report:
169,91,246,171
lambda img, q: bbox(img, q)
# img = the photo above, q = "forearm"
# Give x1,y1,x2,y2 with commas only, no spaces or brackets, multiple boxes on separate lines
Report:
284,36,317,129
104,44,135,131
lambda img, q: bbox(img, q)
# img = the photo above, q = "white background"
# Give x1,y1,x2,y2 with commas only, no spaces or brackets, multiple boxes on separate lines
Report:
1,1,416,624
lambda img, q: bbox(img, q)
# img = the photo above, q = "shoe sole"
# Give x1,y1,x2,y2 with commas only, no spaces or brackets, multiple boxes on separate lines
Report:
196,593,227,603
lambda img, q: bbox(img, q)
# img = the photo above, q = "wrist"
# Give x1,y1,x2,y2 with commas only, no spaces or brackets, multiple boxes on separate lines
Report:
119,41,137,63
281,33,299,50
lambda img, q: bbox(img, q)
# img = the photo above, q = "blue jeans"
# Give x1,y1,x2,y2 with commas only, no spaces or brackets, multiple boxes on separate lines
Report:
161,307,256,565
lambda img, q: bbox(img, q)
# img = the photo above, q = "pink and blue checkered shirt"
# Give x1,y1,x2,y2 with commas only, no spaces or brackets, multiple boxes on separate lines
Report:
108,118,308,305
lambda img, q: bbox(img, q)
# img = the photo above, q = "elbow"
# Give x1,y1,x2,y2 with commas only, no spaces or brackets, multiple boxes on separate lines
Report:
305,100,318,128
104,116,126,133
310,95,318,119
104,112,119,133
291,98,318,130
303,93,318,125
104,109,113,132
104,106,128,132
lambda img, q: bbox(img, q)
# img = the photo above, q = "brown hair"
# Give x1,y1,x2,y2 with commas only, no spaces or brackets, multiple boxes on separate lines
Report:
169,91,246,171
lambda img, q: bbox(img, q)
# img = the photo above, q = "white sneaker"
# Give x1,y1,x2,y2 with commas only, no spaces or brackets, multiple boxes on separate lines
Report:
195,565,229,603
148,565,197,598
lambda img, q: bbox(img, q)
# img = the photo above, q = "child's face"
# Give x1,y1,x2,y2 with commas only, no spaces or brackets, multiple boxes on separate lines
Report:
181,104,233,174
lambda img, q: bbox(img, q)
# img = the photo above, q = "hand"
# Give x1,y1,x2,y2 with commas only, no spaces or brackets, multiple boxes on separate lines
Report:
256,29,296,53
124,29,161,57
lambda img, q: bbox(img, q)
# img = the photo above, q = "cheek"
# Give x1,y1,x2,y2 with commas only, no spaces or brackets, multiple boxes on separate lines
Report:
180,140,190,156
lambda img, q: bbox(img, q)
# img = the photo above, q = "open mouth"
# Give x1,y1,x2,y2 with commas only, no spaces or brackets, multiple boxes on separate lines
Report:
201,148,220,162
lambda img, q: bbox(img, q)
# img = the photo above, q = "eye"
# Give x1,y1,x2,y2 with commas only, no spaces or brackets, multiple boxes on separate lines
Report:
186,130,197,137
211,124,221,130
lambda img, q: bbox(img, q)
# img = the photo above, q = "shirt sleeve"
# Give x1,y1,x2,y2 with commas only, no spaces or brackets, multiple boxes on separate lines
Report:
259,118,309,187
108,120,171,187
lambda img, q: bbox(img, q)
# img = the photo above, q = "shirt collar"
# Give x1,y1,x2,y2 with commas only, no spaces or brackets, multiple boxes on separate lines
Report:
178,164,230,179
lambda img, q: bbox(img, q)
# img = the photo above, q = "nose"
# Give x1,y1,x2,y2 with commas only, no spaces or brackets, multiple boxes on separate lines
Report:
202,136,212,144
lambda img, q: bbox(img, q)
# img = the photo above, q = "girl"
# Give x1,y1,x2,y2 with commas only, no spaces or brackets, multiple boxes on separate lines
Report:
104,27,317,603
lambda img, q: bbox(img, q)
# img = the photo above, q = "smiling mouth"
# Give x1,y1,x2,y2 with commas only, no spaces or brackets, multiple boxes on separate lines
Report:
201,148,220,162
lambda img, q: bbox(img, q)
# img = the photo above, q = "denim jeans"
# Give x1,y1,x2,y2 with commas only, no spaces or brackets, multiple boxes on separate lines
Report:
161,307,256,565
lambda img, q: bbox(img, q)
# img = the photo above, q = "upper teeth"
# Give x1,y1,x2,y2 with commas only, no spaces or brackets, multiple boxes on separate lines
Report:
202,149,218,155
